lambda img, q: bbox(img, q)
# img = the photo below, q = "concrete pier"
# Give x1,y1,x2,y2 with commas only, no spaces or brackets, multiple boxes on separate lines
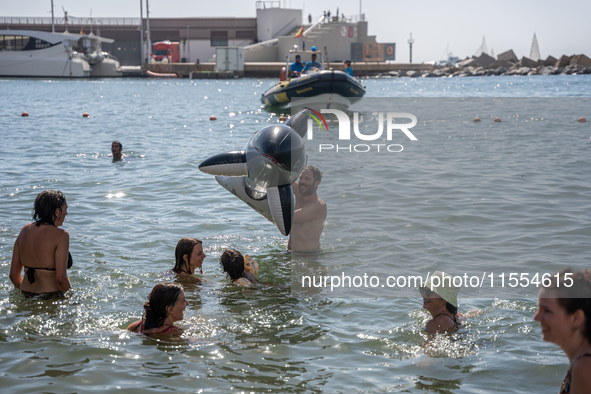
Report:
141,62,431,78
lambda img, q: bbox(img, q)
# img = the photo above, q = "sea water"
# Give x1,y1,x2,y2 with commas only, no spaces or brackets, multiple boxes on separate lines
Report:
0,75,590,393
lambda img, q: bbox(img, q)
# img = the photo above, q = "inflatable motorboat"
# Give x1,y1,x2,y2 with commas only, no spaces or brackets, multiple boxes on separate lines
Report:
261,49,365,108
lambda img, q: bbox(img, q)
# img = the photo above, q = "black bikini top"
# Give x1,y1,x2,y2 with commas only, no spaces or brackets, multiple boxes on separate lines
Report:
25,252,73,284
561,353,591,393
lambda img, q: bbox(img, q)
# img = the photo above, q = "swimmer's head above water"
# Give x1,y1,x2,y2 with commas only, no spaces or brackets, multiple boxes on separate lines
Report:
298,165,323,197
220,249,259,283
143,282,187,331
32,190,67,227
220,249,245,280
420,271,461,334
173,237,205,275
111,141,123,156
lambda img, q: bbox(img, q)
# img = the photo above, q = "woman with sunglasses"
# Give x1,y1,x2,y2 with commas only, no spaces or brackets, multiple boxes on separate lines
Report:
420,271,461,334
533,269,591,393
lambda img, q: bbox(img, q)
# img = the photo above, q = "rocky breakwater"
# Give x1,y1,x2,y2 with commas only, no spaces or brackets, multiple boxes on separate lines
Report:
379,51,591,78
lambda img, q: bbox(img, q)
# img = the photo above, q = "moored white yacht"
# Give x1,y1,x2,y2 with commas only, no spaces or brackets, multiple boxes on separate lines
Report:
0,29,122,77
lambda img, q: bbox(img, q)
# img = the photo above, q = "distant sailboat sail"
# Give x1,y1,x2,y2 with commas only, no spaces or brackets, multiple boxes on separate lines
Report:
474,36,488,56
530,33,541,61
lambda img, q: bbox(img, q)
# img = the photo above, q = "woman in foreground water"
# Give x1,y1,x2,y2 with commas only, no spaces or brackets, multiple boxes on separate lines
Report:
127,282,188,335
9,190,71,298
534,269,591,393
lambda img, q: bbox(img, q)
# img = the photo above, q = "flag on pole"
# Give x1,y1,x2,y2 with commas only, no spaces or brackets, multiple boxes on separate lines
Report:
295,27,304,38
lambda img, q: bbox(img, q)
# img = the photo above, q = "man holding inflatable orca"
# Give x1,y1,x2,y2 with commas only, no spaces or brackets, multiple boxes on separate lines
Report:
288,165,327,252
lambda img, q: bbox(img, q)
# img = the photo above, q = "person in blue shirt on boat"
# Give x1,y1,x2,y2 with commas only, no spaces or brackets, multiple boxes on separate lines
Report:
344,60,353,76
290,54,304,78
303,53,322,74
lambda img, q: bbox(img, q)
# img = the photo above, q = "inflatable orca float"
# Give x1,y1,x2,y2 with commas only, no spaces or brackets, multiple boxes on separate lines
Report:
198,110,311,236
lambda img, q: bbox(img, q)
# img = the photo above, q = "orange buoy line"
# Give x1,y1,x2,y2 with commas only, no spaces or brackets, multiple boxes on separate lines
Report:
494,117,502,122
210,116,217,121
578,117,586,123
83,112,90,118
473,117,481,122
22,111,29,116
279,115,286,122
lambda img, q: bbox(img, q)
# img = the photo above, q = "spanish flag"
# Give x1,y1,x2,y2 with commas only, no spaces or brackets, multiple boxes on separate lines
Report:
295,27,304,38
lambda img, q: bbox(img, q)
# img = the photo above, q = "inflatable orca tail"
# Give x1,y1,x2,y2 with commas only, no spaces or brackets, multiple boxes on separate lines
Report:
267,184,294,236
286,109,312,139
198,150,248,176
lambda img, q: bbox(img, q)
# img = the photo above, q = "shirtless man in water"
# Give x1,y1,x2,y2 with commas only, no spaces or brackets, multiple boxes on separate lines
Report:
10,190,71,296
288,166,327,252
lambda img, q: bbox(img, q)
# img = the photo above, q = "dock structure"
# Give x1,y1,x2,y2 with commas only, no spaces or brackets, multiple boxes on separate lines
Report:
136,62,430,78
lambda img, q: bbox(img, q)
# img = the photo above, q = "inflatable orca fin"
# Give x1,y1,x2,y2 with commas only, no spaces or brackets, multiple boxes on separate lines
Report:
198,150,248,176
267,184,294,236
286,109,312,139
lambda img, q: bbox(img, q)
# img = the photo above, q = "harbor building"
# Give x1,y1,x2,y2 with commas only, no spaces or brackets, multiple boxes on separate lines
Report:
0,1,393,66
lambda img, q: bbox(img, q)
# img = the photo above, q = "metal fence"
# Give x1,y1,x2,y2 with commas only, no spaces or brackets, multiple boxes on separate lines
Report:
0,17,141,26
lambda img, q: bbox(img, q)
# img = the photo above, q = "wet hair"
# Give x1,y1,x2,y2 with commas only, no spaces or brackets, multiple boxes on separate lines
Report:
220,249,245,280
32,190,67,226
173,237,202,274
143,282,184,330
112,141,122,150
446,303,458,315
546,268,591,341
303,165,323,183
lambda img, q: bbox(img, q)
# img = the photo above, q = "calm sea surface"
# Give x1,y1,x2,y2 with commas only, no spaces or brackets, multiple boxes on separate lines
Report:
1,75,590,393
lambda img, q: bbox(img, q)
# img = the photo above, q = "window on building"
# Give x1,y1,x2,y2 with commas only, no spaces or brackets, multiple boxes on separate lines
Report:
236,30,255,39
210,31,228,47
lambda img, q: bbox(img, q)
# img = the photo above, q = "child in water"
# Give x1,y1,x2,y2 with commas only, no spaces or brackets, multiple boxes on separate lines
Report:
219,249,259,286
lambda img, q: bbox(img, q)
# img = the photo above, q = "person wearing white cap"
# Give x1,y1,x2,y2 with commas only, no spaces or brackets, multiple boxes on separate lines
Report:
420,271,461,334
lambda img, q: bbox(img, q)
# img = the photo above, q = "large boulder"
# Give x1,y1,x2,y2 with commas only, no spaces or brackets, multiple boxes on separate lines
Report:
570,54,591,66
544,55,558,66
520,67,532,75
489,60,514,69
555,55,572,68
458,58,479,68
539,66,556,76
474,53,496,68
518,56,539,68
497,49,518,63
406,70,419,78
